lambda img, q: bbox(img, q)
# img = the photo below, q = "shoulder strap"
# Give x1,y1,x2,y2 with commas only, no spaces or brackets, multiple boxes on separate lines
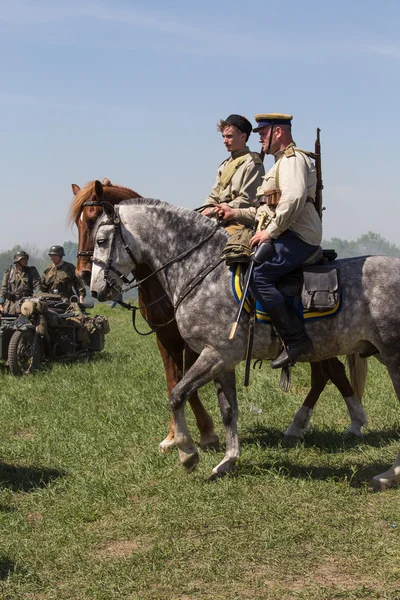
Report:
249,152,263,165
219,155,249,190
4,267,12,290
275,147,314,188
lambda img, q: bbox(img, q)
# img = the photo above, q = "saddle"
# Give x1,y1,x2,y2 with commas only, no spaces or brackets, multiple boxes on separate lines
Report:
236,247,340,319
277,247,340,314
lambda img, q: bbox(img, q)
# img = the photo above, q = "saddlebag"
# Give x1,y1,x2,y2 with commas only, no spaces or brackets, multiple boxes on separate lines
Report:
301,265,339,312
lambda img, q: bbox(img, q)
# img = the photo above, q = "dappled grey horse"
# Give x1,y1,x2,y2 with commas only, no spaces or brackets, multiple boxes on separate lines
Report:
90,197,400,491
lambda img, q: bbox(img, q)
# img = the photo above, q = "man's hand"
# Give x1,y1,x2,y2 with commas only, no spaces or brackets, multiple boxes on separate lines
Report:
200,207,216,217
0,305,3,313
79,295,85,303
250,230,272,249
213,203,237,221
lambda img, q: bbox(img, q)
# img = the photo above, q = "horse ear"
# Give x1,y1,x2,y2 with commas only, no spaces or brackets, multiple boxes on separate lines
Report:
71,184,81,196
102,202,115,220
94,180,104,201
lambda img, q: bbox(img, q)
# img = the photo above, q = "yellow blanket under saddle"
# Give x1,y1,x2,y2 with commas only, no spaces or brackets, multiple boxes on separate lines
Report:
231,264,342,323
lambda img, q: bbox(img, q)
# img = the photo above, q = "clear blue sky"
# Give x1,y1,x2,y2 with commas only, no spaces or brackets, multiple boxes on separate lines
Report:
1,0,399,251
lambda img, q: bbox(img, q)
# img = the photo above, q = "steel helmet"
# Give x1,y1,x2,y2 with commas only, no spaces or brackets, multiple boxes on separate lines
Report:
48,245,65,257
13,250,29,263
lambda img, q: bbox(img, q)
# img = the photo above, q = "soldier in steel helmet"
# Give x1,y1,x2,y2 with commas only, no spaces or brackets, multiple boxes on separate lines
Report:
41,245,86,302
215,113,322,369
0,250,42,314
201,114,265,264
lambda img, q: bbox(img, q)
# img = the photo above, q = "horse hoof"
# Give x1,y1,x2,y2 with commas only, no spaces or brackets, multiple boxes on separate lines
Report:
371,471,400,492
198,433,220,450
210,458,238,479
180,448,199,474
159,438,175,454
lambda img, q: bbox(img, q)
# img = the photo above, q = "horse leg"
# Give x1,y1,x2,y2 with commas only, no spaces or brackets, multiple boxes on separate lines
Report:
284,357,368,442
157,339,218,453
185,344,219,449
170,347,225,474
284,361,329,442
329,355,368,437
211,370,239,477
372,356,400,491
157,339,183,453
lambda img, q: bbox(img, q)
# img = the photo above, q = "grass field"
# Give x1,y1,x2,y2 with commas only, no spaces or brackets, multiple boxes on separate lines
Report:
0,305,399,600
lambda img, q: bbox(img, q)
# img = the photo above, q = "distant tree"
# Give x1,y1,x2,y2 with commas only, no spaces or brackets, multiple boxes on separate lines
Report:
323,232,400,259
0,245,22,277
63,241,78,265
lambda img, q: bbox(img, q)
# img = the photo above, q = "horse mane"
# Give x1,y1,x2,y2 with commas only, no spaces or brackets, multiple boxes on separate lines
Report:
67,179,142,225
93,197,228,241
120,197,225,232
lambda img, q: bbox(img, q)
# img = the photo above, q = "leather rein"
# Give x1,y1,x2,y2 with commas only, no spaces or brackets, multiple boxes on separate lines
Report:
81,200,222,335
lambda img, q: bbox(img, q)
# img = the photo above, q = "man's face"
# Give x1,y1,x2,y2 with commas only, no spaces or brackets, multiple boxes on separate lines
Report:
258,125,279,155
222,126,246,153
49,254,62,266
16,257,28,268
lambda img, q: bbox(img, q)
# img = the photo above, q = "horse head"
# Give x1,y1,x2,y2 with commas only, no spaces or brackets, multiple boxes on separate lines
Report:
90,205,140,302
68,179,142,285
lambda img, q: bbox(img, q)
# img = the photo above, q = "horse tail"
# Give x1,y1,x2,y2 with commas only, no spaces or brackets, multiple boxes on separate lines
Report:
346,353,368,402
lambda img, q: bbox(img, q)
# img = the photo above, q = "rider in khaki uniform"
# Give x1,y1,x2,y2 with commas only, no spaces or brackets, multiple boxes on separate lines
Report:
202,114,265,263
0,250,42,314
215,113,322,368
41,245,86,302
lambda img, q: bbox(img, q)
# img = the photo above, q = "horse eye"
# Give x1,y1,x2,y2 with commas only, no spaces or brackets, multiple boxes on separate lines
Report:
97,238,107,246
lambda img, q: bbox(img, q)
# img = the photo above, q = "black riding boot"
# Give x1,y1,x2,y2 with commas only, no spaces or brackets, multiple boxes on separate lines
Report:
268,302,312,369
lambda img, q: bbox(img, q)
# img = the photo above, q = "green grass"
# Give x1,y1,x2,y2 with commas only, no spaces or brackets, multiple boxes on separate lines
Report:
0,305,399,599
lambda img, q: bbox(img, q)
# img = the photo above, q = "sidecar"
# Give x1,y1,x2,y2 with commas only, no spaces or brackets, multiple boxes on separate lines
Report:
1,295,110,376
0,311,40,376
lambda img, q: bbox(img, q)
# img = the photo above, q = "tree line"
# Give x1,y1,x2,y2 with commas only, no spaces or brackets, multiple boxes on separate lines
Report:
322,231,400,259
1,232,399,283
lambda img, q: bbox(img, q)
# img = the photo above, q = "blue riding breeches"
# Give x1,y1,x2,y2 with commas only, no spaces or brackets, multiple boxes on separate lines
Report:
250,230,319,310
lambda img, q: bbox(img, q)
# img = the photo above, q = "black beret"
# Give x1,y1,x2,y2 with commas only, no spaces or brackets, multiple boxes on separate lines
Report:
224,114,253,137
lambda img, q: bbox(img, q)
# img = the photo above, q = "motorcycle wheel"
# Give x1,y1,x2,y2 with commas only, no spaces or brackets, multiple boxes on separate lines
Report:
8,330,42,376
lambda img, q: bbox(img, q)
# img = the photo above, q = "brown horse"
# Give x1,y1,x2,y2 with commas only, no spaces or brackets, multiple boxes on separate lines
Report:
68,179,368,445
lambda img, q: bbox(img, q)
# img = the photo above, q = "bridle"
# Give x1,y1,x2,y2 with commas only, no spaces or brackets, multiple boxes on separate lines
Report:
93,202,222,294
92,205,138,289
76,200,103,259
86,200,223,334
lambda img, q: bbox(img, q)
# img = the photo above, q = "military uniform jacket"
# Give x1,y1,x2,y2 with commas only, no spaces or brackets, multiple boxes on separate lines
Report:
204,147,264,225
236,145,322,246
0,265,42,312
41,261,86,300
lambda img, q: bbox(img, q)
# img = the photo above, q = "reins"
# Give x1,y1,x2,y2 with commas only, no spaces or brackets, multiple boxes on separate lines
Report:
92,202,223,335
120,218,221,293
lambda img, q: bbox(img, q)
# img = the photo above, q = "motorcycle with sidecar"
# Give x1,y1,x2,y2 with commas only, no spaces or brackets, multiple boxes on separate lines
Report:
0,294,110,375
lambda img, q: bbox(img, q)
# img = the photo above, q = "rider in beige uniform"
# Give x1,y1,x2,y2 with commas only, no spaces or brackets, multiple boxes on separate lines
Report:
202,114,264,263
215,113,322,368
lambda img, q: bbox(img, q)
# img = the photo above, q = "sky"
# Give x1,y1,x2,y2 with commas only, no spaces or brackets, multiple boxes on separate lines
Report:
1,0,400,251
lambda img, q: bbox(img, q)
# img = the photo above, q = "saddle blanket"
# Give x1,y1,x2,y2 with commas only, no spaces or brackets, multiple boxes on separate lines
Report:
231,264,342,324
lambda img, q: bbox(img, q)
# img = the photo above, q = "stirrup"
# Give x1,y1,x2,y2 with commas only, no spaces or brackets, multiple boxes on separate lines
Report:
271,338,312,370
270,348,294,370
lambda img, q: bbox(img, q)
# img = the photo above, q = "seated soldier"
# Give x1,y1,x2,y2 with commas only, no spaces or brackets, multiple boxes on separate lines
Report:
0,250,42,315
41,245,86,303
215,113,322,369
201,114,265,264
